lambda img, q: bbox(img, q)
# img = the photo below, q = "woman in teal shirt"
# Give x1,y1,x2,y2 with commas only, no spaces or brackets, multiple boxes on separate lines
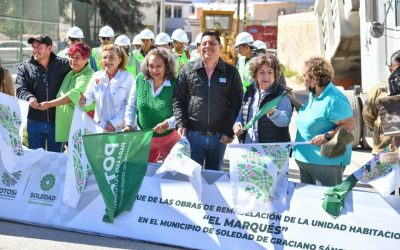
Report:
292,56,355,186
38,43,94,144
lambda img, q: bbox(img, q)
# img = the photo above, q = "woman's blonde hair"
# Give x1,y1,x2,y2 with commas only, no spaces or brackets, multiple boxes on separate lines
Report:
303,56,334,87
248,53,281,81
101,44,127,70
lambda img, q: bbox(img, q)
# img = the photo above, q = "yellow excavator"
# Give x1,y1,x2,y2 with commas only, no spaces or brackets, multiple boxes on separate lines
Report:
200,10,237,65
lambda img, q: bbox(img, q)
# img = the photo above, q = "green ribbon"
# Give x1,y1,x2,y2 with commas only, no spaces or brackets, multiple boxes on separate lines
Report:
322,174,358,218
243,92,287,130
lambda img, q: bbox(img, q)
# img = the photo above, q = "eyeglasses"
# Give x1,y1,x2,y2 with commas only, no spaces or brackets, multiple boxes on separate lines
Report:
100,37,112,41
43,72,48,85
69,37,82,43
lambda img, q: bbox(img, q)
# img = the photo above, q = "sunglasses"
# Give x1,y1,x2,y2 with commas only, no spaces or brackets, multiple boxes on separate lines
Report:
69,37,82,43
100,37,112,41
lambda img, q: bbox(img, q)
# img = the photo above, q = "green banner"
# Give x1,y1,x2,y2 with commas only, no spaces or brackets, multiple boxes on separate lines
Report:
83,130,153,223
243,92,287,130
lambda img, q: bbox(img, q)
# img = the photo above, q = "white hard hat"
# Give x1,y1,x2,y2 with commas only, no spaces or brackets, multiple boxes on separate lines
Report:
195,32,203,44
114,35,131,46
67,26,84,39
132,34,141,45
155,32,171,45
171,28,189,43
234,32,254,47
253,40,267,50
140,29,155,40
99,25,114,37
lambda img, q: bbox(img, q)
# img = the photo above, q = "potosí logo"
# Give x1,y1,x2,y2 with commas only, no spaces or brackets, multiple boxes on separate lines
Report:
0,171,21,199
2,171,22,187
0,187,17,198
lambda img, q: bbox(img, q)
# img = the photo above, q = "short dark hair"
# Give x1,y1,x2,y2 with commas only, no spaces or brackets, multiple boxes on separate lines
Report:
201,31,221,45
249,53,281,81
390,50,400,66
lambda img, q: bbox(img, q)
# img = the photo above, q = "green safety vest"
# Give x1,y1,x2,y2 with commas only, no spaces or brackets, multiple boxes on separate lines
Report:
173,50,190,76
91,47,102,71
57,48,68,58
126,51,138,79
131,49,145,78
237,55,253,92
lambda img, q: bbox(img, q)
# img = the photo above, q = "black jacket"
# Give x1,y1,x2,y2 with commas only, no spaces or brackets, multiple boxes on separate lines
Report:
388,67,400,95
173,58,243,137
16,53,71,122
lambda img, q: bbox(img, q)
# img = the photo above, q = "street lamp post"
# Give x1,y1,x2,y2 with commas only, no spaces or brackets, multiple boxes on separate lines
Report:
160,0,165,33
236,0,240,33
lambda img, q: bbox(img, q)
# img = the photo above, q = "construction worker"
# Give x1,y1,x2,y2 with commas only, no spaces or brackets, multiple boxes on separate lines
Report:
235,32,257,91
131,34,141,50
155,32,171,50
114,35,131,55
171,28,190,75
126,34,141,78
91,25,114,70
130,29,156,79
253,40,267,54
114,34,137,78
57,26,98,71
138,29,156,58
189,32,203,62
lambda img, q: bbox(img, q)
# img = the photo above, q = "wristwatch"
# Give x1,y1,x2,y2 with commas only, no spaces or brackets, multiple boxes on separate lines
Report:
324,132,331,141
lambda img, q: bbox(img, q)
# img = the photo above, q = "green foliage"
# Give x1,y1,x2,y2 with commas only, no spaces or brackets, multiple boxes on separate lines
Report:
68,0,145,34
281,64,298,78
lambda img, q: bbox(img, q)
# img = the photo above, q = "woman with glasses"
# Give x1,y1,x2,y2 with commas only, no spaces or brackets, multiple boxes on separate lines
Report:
38,43,94,144
123,48,179,163
80,44,133,132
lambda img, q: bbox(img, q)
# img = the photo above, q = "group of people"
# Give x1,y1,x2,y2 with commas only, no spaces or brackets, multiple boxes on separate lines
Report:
9,24,399,189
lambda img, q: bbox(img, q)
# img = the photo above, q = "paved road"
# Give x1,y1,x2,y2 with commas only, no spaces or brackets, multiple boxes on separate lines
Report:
0,219,182,250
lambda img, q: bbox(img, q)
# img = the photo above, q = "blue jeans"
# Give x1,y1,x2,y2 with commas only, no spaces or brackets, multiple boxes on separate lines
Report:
27,119,63,152
186,130,226,171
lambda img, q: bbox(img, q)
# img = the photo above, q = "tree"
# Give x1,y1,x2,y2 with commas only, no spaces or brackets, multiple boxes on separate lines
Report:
60,0,145,37
94,0,145,34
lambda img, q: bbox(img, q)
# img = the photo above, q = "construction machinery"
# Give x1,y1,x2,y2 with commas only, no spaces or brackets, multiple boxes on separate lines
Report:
200,10,237,65
314,0,400,148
